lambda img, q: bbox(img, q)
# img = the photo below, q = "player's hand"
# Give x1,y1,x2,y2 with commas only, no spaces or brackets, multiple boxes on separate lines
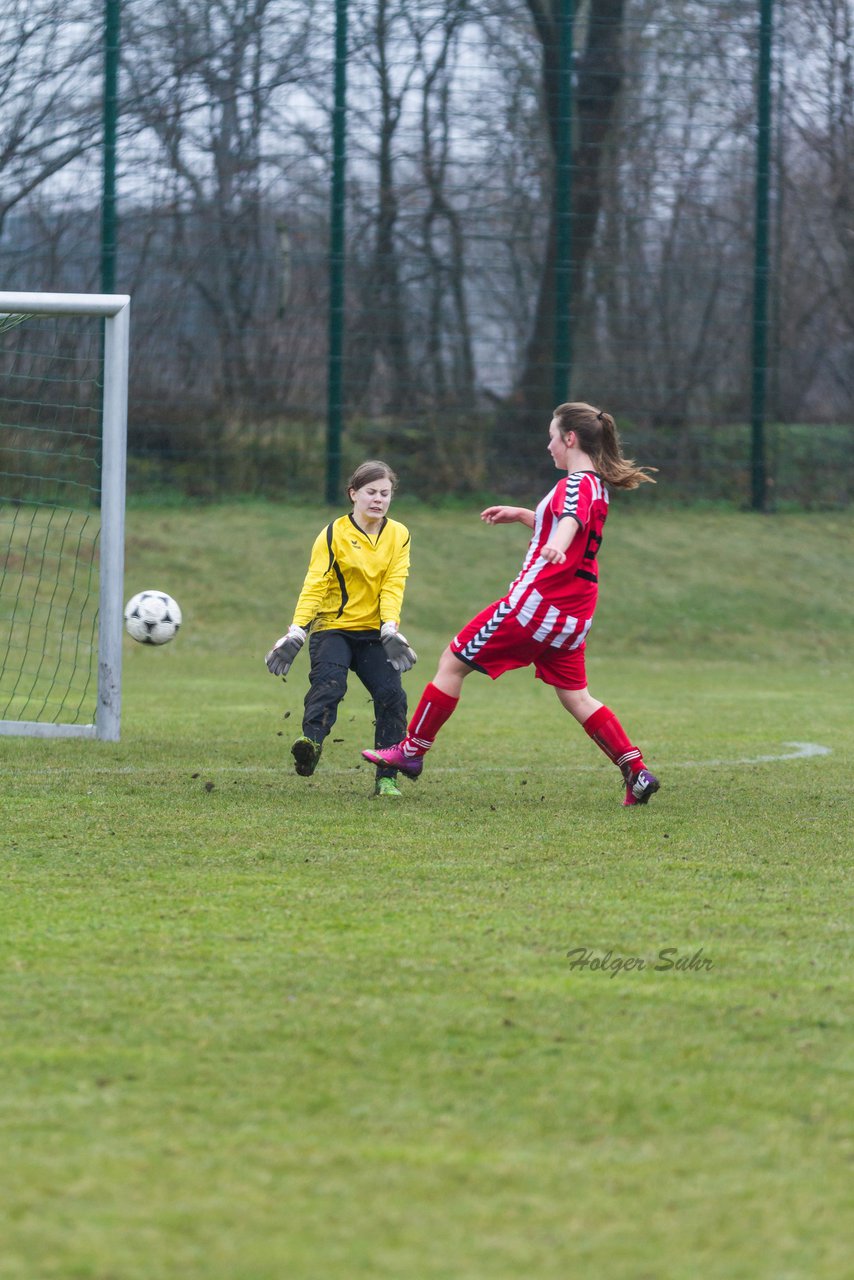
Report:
540,544,567,565
381,622,417,673
481,505,518,524
265,624,306,676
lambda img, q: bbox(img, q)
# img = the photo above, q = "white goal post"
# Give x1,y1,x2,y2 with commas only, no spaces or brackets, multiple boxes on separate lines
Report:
0,291,129,741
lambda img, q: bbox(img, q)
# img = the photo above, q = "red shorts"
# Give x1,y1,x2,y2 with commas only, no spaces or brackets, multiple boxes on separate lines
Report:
450,597,592,690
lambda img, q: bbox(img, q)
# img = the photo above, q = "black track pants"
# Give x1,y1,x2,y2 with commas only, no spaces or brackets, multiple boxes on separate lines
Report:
302,630,408,778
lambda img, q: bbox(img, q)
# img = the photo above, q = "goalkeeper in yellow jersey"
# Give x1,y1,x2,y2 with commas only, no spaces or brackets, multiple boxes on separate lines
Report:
265,460,417,797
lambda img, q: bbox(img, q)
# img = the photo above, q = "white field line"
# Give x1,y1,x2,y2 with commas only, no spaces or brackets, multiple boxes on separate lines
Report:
0,741,831,777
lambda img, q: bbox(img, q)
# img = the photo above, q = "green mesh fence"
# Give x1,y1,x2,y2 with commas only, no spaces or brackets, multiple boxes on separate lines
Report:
0,0,851,507
0,314,102,726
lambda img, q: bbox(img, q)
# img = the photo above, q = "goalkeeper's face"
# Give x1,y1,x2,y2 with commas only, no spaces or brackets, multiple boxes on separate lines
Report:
350,478,393,527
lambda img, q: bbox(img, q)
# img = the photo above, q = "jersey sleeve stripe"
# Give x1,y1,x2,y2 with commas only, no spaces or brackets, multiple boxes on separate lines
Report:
562,474,582,516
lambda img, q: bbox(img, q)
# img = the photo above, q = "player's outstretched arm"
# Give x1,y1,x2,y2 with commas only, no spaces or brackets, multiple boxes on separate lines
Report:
541,517,579,565
480,506,536,528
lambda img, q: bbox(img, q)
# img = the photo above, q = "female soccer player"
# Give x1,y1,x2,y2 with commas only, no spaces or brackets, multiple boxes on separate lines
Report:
265,460,417,797
362,403,660,806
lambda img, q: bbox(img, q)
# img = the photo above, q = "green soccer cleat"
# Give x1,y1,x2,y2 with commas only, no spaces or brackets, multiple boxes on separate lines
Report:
374,777,403,798
291,736,323,777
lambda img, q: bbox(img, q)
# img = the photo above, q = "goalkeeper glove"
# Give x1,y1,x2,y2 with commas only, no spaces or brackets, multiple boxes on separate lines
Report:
265,624,306,677
380,621,417,673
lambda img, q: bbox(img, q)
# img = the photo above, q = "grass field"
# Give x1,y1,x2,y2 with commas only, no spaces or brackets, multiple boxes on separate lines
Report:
2,501,853,1280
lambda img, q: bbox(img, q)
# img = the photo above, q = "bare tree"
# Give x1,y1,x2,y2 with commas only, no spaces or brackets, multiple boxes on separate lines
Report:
780,0,854,419
0,0,101,238
512,0,627,426
408,2,476,408
344,0,425,414
120,0,316,417
586,0,760,426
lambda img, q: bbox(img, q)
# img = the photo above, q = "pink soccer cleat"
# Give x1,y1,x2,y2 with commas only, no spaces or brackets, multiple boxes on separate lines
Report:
361,743,424,779
622,767,660,807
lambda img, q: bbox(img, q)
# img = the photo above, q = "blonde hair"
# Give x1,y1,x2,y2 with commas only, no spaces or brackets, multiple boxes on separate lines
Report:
553,402,656,490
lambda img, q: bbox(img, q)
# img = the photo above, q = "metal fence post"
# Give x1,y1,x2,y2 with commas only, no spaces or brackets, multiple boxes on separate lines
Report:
553,0,575,408
751,0,774,511
326,0,349,505
101,0,120,295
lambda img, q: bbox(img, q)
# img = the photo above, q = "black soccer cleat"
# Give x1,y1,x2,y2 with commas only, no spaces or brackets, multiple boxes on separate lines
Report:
291,736,323,777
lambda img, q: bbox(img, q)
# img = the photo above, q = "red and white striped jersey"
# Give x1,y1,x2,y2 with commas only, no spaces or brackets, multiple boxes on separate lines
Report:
507,470,609,622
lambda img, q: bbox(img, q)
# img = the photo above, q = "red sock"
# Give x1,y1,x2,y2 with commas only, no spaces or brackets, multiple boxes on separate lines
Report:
583,705,644,776
404,682,459,755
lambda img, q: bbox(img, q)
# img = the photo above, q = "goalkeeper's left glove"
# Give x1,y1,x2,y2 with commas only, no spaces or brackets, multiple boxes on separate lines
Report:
380,621,417,673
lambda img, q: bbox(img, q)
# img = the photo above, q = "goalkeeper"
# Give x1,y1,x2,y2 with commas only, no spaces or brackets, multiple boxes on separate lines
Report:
265,460,416,797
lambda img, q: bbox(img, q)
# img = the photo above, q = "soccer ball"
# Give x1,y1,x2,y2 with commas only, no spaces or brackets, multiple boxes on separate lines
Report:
124,590,182,645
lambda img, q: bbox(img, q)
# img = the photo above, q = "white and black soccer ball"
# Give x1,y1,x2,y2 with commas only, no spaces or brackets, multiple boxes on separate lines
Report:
124,590,182,646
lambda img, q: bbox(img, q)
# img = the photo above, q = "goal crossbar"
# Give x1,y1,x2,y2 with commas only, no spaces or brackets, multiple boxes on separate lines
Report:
0,291,130,741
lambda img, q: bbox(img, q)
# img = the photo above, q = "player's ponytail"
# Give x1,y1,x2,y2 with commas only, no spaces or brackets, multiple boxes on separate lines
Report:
553,402,656,490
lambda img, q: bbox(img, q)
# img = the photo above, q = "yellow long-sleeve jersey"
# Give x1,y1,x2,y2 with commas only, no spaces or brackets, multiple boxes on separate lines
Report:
291,514,411,633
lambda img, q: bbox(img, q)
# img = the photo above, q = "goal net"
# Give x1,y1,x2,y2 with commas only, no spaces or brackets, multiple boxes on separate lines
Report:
0,292,129,740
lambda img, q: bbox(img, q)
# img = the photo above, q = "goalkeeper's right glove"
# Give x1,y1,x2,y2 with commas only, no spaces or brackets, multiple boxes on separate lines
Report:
265,624,306,677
